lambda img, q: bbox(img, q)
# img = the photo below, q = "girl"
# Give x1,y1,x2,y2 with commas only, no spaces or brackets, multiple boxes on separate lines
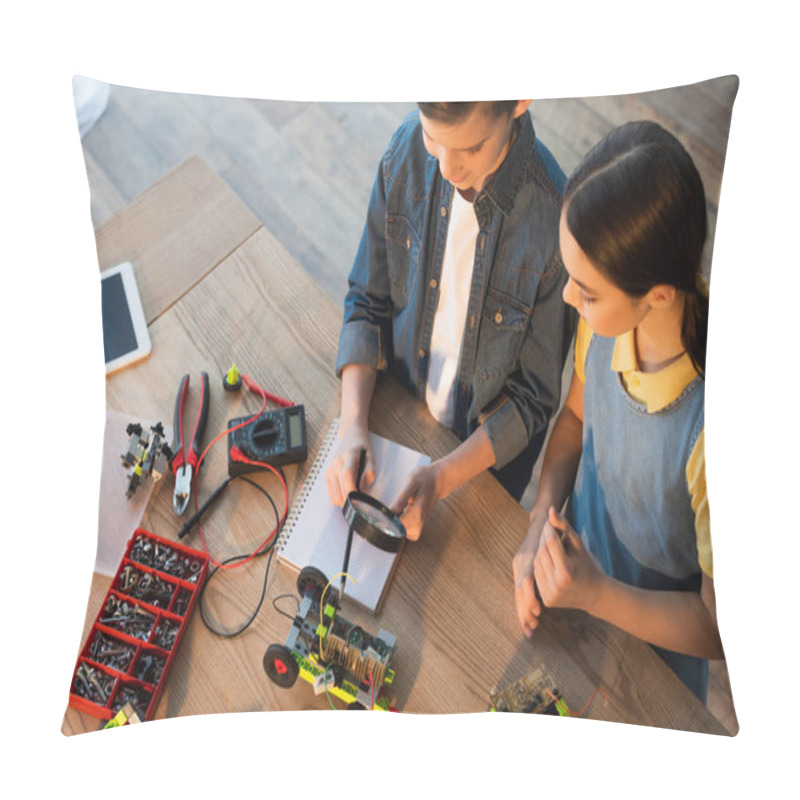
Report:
512,120,723,701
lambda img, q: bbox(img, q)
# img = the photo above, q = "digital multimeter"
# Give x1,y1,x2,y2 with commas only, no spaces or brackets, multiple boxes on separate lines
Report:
227,405,308,476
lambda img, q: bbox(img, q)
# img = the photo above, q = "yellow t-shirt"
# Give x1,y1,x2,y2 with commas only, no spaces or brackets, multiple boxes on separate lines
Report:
574,319,712,578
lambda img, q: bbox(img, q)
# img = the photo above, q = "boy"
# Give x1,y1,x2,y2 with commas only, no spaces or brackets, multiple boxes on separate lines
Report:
326,101,575,539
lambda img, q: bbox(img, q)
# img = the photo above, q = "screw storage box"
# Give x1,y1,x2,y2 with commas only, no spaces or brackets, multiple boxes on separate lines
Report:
69,528,209,723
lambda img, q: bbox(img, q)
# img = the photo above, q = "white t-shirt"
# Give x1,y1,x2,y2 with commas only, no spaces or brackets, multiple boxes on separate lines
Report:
425,189,479,426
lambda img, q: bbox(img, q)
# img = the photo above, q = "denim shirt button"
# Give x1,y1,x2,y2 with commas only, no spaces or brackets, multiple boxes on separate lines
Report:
429,278,438,289
406,235,412,249
418,348,426,359
440,205,447,217
494,309,503,324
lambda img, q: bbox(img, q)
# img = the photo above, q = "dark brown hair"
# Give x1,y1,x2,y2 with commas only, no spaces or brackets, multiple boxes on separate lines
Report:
417,101,519,124
564,121,709,375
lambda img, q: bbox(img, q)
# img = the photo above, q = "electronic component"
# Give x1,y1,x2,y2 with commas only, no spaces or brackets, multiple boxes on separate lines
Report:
227,405,307,475
489,665,569,715
121,422,172,499
263,566,397,710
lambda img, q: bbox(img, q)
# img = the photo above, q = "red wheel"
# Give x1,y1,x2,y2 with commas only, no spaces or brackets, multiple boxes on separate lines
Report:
263,644,299,688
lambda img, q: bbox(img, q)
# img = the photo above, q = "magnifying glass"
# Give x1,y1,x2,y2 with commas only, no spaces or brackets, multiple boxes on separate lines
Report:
337,449,408,602
342,491,407,553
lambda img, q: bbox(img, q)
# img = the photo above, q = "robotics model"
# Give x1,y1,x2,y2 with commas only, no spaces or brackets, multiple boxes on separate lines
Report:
263,566,397,710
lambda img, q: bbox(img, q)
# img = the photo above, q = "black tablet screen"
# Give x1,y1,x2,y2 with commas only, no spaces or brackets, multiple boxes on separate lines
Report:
101,272,138,363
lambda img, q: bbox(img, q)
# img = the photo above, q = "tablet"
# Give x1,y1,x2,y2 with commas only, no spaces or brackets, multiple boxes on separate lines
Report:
101,262,151,375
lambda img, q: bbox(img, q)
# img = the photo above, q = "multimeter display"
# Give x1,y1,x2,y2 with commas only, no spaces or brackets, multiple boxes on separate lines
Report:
288,410,303,449
227,405,308,476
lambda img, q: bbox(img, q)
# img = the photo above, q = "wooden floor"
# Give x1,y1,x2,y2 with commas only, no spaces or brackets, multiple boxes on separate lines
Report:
76,76,739,734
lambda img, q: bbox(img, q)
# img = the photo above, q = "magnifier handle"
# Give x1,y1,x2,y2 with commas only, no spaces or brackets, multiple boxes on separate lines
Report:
355,447,366,491
340,449,366,602
340,522,356,603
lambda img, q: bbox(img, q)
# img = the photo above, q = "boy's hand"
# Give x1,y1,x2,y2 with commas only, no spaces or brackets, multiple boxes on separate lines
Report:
533,507,603,613
513,509,548,638
325,423,375,507
388,462,445,541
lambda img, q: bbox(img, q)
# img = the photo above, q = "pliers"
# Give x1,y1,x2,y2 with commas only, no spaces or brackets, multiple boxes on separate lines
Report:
171,372,210,516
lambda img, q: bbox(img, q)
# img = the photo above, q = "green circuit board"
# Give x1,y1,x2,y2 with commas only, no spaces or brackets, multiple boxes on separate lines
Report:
489,665,569,715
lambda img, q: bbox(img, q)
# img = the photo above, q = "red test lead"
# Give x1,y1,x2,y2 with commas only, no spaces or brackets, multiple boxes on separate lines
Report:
188,371,292,571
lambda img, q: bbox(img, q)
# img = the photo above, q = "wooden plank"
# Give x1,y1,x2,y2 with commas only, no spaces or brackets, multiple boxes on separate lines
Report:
79,148,127,228
111,84,236,178
94,155,261,323
247,96,307,129
532,97,611,176
323,101,416,159
639,76,738,160
281,103,382,218
579,86,731,209
708,659,738,735
102,225,343,431
217,158,353,307
179,92,366,289
245,100,409,306
694,74,740,111
81,92,173,206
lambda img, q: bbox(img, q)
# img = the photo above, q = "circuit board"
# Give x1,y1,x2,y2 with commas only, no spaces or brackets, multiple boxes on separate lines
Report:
280,591,396,708
489,665,568,715
322,616,395,688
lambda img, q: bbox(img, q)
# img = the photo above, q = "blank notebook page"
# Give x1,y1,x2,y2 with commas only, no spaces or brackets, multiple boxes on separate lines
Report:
278,419,431,612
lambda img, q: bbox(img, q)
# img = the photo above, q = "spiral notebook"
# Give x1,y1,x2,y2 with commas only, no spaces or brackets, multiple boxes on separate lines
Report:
277,418,431,613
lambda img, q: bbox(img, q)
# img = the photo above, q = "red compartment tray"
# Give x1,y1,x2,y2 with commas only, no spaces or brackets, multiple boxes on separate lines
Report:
69,529,208,723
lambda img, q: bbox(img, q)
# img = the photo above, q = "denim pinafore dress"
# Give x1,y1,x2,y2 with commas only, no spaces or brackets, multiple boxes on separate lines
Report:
567,334,708,701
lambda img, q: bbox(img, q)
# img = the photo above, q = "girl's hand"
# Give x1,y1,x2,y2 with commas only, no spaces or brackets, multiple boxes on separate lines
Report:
325,422,376,507
513,509,548,638
388,462,446,541
533,507,604,613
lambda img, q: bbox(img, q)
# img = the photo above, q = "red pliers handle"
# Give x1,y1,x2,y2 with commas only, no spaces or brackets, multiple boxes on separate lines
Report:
172,372,210,516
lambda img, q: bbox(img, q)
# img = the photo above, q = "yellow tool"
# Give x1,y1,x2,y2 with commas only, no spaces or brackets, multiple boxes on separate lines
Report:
223,363,242,391
103,702,142,728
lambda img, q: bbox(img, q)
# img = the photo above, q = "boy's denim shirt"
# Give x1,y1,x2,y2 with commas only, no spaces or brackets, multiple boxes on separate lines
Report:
337,110,576,470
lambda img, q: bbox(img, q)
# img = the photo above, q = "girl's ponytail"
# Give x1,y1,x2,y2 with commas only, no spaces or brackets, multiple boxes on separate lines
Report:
682,276,709,377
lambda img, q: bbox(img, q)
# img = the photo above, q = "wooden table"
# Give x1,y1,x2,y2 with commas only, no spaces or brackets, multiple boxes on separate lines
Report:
61,156,728,735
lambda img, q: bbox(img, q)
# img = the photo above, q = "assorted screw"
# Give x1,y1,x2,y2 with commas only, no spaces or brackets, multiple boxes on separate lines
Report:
87,631,136,672
173,587,193,617
100,595,156,641
152,617,180,650
118,565,176,608
132,651,167,685
73,662,116,707
129,535,202,583
111,684,153,720
70,532,208,724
